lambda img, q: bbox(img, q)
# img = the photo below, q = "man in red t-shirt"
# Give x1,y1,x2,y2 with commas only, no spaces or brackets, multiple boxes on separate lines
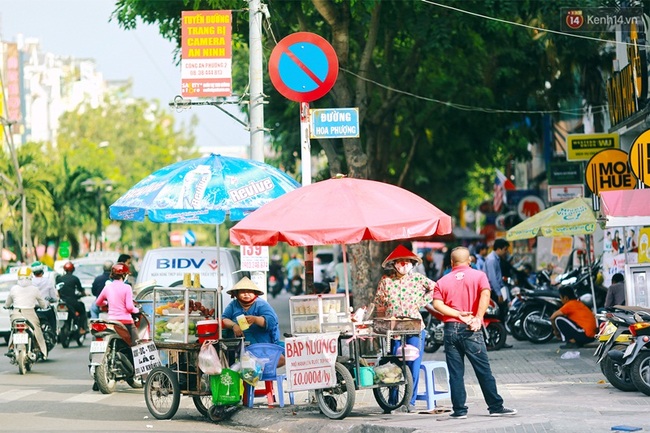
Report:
433,247,516,420
550,285,597,349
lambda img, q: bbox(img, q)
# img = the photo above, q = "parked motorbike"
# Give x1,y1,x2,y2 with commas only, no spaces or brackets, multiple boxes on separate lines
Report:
5,311,39,374
56,299,86,348
89,309,151,394
606,309,650,396
484,300,507,351
422,300,507,352
594,307,638,392
422,305,443,353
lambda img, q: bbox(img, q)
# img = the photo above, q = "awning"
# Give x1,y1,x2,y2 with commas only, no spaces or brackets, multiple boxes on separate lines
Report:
600,189,650,227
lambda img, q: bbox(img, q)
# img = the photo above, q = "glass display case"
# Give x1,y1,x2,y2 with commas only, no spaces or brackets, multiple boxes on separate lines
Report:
289,293,352,334
152,286,218,343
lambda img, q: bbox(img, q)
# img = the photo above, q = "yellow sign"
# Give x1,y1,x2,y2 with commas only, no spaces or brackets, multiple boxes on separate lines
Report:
629,129,650,187
585,149,635,195
566,133,619,161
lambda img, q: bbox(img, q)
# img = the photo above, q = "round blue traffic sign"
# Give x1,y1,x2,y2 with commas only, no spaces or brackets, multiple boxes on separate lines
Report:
269,32,339,103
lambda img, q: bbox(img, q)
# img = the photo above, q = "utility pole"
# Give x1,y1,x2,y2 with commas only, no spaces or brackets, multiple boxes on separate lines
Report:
248,0,265,162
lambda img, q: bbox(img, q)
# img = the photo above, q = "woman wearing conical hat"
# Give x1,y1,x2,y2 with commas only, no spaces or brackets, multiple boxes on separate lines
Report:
374,244,437,410
222,277,284,366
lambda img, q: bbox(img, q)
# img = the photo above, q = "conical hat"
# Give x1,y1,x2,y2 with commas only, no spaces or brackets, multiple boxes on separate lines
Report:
226,276,265,295
382,245,422,268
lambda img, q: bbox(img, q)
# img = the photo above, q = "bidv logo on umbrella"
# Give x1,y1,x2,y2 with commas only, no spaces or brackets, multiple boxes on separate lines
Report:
109,154,300,224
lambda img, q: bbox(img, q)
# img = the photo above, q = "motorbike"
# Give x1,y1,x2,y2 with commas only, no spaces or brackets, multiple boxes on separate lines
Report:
422,300,507,353
89,309,151,394
56,299,87,348
5,311,39,374
594,307,638,392
289,275,304,295
36,304,58,354
268,274,284,298
483,300,507,351
606,308,650,396
422,305,443,353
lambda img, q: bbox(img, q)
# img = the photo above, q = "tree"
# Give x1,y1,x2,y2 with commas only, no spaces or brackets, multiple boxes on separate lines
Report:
113,0,611,307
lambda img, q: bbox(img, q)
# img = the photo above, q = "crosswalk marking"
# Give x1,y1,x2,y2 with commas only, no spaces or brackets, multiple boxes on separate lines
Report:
65,392,112,403
0,389,41,402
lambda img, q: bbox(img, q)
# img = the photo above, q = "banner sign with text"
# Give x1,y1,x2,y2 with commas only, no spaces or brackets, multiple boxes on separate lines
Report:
132,341,162,377
240,245,269,271
285,333,338,391
181,10,232,98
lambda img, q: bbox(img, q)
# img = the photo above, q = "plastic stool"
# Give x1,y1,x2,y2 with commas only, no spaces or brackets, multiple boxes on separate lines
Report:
416,361,451,410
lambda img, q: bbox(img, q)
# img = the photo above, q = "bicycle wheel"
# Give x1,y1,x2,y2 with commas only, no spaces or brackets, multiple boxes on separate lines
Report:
193,394,213,418
145,366,181,420
373,366,413,413
315,362,355,420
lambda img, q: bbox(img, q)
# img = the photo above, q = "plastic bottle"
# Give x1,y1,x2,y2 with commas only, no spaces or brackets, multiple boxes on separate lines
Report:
236,314,250,330
177,165,212,209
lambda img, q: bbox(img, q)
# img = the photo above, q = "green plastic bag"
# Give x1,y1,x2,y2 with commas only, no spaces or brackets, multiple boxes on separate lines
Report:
210,369,241,406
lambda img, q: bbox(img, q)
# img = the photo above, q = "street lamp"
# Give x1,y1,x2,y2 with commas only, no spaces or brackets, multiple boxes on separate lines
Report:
81,178,114,252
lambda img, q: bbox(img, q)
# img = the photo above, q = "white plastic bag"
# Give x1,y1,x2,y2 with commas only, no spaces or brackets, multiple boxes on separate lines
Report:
198,341,222,375
240,351,266,386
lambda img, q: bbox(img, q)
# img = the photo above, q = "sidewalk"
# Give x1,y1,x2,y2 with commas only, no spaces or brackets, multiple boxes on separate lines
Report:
227,337,650,433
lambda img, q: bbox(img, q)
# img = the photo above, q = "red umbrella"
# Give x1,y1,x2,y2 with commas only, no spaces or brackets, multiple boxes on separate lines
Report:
229,177,452,247
230,177,451,312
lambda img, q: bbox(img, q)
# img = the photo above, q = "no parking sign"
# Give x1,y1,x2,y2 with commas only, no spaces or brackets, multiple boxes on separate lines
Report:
269,32,338,103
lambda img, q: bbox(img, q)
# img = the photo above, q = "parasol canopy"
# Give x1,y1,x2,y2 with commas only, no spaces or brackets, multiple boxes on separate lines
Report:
506,197,597,241
600,189,650,228
229,177,452,247
109,153,300,224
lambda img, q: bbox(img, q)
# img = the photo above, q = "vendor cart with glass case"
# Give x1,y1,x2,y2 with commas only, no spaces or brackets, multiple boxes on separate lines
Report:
288,294,419,419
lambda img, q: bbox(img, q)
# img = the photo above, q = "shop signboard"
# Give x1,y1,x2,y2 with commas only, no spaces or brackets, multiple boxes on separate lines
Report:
240,245,269,272
548,162,583,185
285,332,338,391
628,129,650,187
566,133,619,161
548,184,585,203
585,149,635,195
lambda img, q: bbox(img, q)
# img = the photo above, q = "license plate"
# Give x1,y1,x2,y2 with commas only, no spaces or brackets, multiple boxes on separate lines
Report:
624,342,636,357
90,341,108,353
13,333,28,345
57,311,68,320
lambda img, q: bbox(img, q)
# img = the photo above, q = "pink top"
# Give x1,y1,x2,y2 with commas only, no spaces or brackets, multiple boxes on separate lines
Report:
433,265,490,323
95,280,139,323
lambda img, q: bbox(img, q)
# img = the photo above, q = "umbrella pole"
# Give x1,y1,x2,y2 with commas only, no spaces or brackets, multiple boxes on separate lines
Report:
342,244,351,317
586,234,597,315
217,224,223,339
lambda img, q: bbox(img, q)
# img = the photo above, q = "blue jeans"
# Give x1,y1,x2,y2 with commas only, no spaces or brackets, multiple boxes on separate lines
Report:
443,322,504,415
391,330,425,405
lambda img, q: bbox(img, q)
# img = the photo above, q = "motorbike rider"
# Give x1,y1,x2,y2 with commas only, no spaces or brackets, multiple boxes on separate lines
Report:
5,266,50,360
31,261,58,332
56,261,88,334
285,253,303,292
94,262,140,345
90,260,113,319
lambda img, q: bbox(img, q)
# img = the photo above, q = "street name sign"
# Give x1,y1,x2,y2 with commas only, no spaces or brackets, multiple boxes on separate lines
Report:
310,108,359,139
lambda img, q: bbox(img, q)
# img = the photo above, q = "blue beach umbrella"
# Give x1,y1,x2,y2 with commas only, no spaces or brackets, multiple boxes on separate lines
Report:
109,153,300,336
109,153,300,224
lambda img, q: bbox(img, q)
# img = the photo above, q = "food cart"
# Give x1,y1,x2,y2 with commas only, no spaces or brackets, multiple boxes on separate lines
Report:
286,293,420,419
143,281,244,422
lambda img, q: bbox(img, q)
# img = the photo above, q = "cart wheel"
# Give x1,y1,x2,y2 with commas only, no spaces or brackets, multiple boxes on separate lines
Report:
145,366,181,420
373,367,413,413
208,404,239,422
193,394,214,418
315,362,355,420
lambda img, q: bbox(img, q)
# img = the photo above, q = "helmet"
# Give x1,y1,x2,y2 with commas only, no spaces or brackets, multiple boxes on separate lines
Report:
31,261,45,274
17,266,33,280
103,260,114,272
111,262,130,278
63,262,75,272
